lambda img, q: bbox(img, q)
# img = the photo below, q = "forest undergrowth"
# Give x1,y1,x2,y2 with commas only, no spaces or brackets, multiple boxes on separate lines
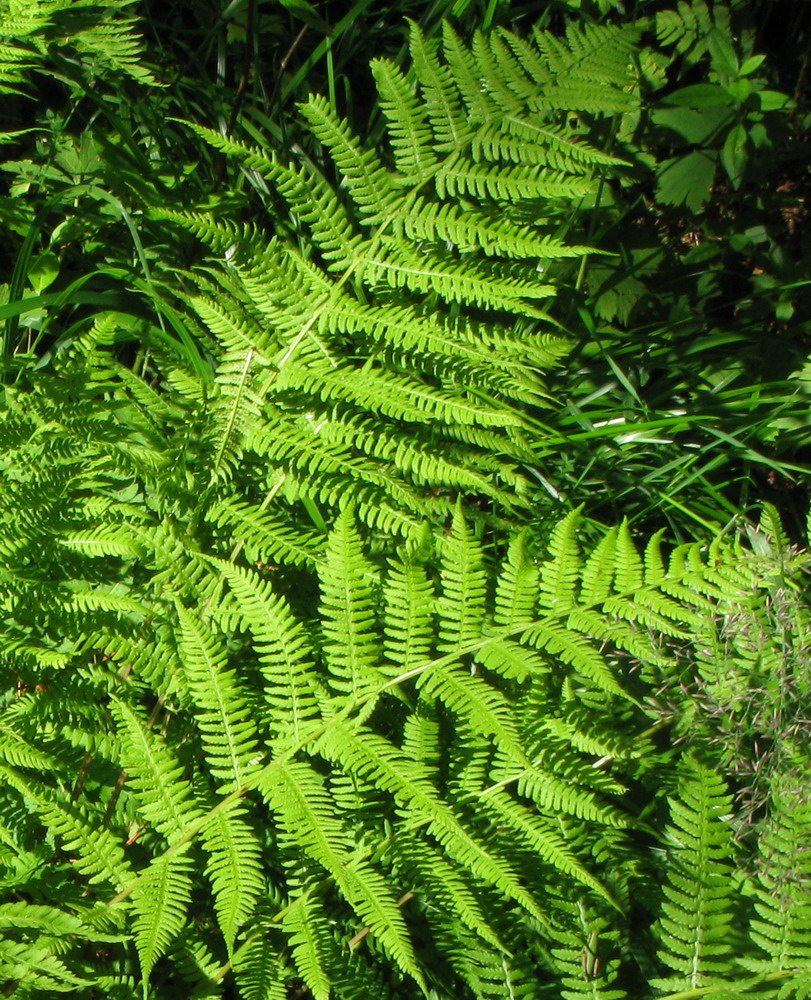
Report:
0,1,810,998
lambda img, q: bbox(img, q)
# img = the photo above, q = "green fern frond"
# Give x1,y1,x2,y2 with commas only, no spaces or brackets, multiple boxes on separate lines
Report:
651,755,741,993
260,757,355,880
779,972,811,1000
232,927,289,1000
493,530,539,628
0,0,158,98
437,507,488,650
0,767,134,891
200,800,264,955
742,775,811,978
550,903,627,1000
3,899,98,937
282,893,335,1000
0,938,91,992
210,558,322,741
529,21,639,109
502,758,630,829
175,603,264,792
383,549,435,674
260,759,425,988
316,717,549,930
111,699,203,846
409,22,472,152
206,496,324,569
419,662,528,762
169,10,641,538
371,57,439,181
524,618,629,699
433,160,595,202
317,508,382,702
0,720,57,771
394,197,590,259
131,849,195,989
302,96,400,223
392,833,503,951
482,789,610,900
539,508,583,612
656,0,714,62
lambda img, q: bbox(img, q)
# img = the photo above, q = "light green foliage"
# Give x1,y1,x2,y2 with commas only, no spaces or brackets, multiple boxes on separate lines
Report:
149,16,639,535
0,3,810,1000
743,776,811,988
651,756,740,992
1,344,809,997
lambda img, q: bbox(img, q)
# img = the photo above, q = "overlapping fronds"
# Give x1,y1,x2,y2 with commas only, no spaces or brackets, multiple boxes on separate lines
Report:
2,5,811,1000
3,390,807,1000
741,774,811,989
150,16,640,529
0,0,158,97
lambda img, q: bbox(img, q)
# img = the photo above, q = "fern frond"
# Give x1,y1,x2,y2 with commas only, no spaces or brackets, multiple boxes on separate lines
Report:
393,833,503,951
210,558,322,741
529,21,639,110
550,903,628,1000
742,775,811,977
261,759,424,988
0,938,91,993
539,508,582,612
371,58,438,181
282,893,335,1000
301,96,400,223
232,927,289,1000
111,699,203,846
175,603,264,791
409,22,472,152
393,196,587,259
131,849,195,989
316,719,547,929
419,663,528,762
383,548,435,674
651,755,740,993
0,767,134,891
481,789,610,900
317,508,382,702
0,720,57,771
200,800,264,955
363,239,556,315
656,1,714,62
437,506,488,650
505,758,631,829
206,495,324,569
524,619,629,699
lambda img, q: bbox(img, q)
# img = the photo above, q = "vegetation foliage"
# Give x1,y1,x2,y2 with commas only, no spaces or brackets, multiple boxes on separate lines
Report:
0,1,809,998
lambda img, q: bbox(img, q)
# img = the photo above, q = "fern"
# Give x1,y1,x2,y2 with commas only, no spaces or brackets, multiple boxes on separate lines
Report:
650,755,740,993
200,800,264,956
0,0,158,115
741,774,811,986
656,0,716,64
2,6,811,1000
131,850,194,988
148,16,639,531
175,604,264,793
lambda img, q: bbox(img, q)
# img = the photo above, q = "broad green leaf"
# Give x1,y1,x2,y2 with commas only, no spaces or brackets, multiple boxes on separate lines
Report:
655,150,717,211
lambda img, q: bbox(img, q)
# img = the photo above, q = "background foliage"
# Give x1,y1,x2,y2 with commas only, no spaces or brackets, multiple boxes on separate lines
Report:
0,1,809,998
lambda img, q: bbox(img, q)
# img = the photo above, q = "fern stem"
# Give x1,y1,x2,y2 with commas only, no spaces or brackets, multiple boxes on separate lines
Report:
656,970,797,1000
